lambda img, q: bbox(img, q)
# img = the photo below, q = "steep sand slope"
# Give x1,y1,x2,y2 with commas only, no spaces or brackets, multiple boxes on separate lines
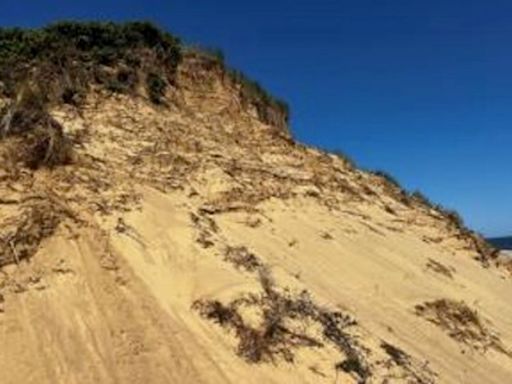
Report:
1,52,511,383
2,186,511,384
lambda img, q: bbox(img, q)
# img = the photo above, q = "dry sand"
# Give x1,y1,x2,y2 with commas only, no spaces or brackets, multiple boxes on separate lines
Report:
2,185,511,383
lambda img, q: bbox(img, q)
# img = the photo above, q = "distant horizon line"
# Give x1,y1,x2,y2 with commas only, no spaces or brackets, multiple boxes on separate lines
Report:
487,235,512,240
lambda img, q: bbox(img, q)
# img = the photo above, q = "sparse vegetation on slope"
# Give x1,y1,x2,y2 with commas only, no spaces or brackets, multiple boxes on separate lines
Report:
0,201,62,267
195,238,372,381
366,168,498,263
415,299,511,356
183,46,290,128
371,170,402,190
229,69,290,125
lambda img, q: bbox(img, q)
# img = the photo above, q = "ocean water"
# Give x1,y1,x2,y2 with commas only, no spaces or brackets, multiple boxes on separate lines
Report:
488,237,512,250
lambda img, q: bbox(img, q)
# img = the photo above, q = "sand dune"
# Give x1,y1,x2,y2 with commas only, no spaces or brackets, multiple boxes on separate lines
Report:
1,37,511,383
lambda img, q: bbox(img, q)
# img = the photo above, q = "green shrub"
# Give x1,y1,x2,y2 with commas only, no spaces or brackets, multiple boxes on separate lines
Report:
146,72,167,104
0,21,289,129
443,209,464,227
196,46,225,64
106,68,138,94
411,190,465,227
372,170,402,190
410,190,432,206
0,22,181,173
0,21,181,100
61,86,80,105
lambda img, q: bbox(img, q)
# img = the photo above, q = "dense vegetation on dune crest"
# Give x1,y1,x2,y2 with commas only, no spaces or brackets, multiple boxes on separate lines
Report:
0,21,182,104
0,21,289,122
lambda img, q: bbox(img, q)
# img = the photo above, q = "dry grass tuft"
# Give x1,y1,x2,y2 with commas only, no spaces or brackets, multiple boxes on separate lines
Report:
19,125,73,169
194,265,370,381
194,269,323,364
0,201,62,267
224,246,262,272
1,86,73,169
426,258,455,279
379,342,438,383
381,342,410,366
415,299,510,355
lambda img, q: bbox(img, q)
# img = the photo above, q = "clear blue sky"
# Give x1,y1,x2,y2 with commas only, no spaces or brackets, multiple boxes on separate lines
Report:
1,1,510,237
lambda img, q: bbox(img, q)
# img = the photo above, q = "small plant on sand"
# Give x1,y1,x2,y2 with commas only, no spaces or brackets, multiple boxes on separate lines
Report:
371,170,403,190
224,246,263,272
194,264,370,381
0,201,62,267
146,72,167,104
415,299,510,356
